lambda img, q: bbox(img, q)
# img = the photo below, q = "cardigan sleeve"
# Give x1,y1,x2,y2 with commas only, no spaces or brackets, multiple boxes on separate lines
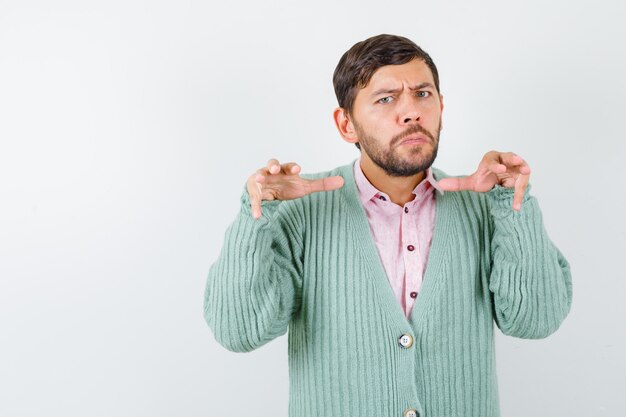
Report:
486,185,572,339
203,187,304,352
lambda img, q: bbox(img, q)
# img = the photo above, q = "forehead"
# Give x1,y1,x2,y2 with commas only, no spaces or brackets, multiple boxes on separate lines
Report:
363,59,435,92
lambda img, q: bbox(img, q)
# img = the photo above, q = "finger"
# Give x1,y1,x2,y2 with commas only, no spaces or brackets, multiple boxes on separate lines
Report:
246,176,263,219
437,176,475,192
482,150,502,165
266,158,281,175
498,152,524,166
250,168,278,218
499,152,531,175
253,167,270,187
477,151,504,174
280,162,301,175
519,164,531,175
254,164,299,187
513,173,530,211
487,162,506,175
304,175,345,194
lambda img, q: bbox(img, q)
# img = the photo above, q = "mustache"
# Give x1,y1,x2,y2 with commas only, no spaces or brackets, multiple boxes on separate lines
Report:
390,124,436,147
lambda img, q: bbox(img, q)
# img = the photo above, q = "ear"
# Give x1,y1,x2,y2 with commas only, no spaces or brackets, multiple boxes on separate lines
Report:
333,107,359,145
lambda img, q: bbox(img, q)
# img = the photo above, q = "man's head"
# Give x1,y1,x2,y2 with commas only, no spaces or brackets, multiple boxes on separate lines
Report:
333,34,444,177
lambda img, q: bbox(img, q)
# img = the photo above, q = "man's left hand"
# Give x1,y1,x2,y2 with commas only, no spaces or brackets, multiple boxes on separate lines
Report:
437,151,531,211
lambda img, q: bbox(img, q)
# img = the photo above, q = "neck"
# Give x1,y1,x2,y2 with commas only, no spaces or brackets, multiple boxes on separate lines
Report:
359,153,426,206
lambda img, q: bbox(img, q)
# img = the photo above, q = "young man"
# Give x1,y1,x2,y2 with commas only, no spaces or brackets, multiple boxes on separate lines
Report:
204,34,572,417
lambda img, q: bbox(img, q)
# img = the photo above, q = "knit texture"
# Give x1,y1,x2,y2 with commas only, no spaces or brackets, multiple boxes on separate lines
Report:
203,161,572,417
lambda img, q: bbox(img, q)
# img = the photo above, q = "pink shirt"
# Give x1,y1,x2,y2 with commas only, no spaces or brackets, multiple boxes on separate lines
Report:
353,158,443,319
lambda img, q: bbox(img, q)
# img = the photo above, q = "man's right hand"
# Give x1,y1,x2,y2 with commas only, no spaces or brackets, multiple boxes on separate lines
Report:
246,158,345,220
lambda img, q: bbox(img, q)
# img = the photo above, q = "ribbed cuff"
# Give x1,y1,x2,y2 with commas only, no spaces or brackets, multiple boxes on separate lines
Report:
487,184,535,219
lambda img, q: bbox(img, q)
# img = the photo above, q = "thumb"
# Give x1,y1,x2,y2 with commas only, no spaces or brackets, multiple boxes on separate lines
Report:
305,175,345,194
437,176,475,192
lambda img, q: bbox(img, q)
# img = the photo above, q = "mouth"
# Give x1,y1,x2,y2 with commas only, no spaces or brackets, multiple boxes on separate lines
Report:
399,134,430,146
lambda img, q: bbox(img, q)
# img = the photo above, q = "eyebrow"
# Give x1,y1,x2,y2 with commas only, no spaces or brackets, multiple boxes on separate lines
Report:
370,82,435,98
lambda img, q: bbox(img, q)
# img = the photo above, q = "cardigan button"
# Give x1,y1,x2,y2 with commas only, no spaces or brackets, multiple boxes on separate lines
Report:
407,245,415,251
398,334,414,348
410,291,418,299
404,409,419,417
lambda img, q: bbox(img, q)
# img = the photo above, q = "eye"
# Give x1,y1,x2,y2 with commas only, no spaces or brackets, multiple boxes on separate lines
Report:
417,91,431,98
377,96,394,104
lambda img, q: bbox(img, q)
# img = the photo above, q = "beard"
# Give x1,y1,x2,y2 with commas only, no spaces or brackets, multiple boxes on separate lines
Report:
354,118,441,177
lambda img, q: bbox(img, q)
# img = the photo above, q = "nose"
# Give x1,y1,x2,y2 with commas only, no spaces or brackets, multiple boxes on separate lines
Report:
398,96,421,125
402,114,419,124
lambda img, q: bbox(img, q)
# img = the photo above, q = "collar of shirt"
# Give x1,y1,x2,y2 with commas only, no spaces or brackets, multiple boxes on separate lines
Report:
353,157,444,206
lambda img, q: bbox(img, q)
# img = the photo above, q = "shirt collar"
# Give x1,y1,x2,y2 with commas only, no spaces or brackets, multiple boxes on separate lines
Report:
353,157,443,206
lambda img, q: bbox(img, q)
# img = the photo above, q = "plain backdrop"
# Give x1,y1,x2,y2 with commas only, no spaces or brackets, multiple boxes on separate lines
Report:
1,0,624,416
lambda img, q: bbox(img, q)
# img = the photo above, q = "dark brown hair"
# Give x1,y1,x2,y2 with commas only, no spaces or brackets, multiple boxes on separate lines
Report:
333,34,440,149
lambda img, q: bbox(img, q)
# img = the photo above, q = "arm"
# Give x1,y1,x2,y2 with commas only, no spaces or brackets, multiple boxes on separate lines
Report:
203,190,304,352
487,185,572,339
203,159,343,352
438,150,572,339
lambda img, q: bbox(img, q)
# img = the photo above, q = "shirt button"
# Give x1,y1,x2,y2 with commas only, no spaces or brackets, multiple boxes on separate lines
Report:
407,245,415,251
404,409,419,417
398,334,414,348
410,291,417,299
404,207,409,213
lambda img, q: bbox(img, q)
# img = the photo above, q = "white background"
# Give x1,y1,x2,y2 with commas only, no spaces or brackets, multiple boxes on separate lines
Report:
1,0,624,416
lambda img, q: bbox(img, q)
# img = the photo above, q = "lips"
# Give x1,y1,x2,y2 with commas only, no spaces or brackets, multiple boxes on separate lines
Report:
399,134,430,146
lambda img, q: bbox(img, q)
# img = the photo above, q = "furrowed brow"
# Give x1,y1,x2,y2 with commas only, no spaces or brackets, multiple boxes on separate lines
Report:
409,82,435,91
370,87,402,98
370,82,436,98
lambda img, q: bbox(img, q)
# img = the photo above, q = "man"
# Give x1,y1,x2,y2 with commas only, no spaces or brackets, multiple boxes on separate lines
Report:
204,34,572,417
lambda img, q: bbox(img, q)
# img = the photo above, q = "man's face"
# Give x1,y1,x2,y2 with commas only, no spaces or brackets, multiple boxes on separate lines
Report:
349,58,444,177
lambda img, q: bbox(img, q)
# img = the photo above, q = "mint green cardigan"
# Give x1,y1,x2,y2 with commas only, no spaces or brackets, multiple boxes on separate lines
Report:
204,161,572,417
